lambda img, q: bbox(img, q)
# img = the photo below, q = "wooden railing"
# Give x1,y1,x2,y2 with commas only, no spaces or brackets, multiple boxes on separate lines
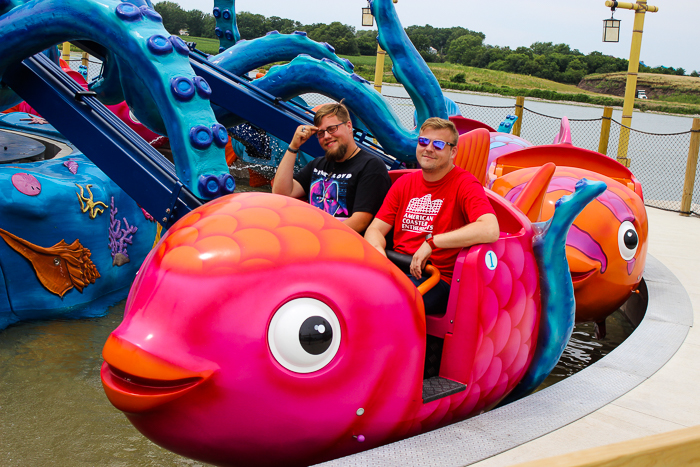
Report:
511,425,700,467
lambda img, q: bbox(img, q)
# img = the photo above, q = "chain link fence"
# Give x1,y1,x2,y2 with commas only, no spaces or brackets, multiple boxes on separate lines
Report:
64,55,103,83
299,93,699,214
55,56,700,214
516,108,696,213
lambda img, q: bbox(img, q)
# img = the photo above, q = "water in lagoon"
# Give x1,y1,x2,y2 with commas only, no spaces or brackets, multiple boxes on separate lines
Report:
538,309,636,390
0,301,205,467
0,275,633,466
381,84,697,134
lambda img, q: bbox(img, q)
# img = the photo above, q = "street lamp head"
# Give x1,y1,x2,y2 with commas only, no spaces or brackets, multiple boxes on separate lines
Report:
603,17,621,42
362,6,374,27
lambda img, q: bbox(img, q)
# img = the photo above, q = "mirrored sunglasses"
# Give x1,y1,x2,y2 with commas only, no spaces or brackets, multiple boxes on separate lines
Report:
418,137,455,151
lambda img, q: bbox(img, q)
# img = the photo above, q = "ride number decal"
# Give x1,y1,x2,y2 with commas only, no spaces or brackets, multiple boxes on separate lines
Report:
485,250,498,271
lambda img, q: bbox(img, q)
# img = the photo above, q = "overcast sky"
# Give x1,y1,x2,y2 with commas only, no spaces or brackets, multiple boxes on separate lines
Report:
169,0,698,73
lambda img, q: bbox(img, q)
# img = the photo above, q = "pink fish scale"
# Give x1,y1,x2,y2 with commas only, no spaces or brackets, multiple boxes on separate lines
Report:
455,233,540,419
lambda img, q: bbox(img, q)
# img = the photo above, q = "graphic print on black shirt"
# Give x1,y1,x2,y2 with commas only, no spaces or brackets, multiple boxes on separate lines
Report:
309,168,351,217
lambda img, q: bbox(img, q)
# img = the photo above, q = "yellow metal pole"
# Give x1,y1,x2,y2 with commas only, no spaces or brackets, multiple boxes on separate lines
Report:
680,118,700,216
81,51,89,78
373,44,386,94
512,96,525,137
598,106,613,155
370,0,397,94
604,0,658,167
61,42,71,61
605,1,658,12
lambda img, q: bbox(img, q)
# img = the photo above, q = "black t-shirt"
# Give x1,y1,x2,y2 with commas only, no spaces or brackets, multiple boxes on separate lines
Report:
294,149,391,219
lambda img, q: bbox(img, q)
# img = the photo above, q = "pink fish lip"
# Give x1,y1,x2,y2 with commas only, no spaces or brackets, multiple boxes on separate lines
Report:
101,335,216,413
571,268,597,283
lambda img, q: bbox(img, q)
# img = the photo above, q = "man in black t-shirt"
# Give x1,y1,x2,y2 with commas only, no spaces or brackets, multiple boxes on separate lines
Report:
272,102,391,233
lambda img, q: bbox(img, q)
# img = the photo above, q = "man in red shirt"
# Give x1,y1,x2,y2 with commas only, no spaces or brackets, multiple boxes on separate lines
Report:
364,117,499,314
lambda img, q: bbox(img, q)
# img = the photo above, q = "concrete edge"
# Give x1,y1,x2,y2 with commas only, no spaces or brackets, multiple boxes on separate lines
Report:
318,254,694,467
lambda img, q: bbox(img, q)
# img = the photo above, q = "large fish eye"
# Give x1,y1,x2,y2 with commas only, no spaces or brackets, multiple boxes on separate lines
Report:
618,221,639,261
268,298,341,373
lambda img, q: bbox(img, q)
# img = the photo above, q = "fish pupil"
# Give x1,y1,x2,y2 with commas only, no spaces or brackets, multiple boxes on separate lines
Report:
624,230,638,249
299,316,332,355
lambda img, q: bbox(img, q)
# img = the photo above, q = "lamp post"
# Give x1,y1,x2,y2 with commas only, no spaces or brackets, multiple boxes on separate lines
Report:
362,0,398,94
603,0,658,167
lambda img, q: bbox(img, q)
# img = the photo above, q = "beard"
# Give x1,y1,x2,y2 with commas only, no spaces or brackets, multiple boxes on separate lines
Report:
324,141,348,162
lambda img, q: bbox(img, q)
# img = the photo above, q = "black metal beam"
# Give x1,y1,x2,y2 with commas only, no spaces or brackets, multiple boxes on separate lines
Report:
188,53,398,167
3,53,202,228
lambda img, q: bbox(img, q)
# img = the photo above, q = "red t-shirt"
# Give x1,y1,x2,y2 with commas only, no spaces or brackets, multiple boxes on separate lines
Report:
376,166,495,284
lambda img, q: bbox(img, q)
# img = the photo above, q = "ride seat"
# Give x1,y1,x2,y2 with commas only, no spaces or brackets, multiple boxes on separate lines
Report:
454,128,491,186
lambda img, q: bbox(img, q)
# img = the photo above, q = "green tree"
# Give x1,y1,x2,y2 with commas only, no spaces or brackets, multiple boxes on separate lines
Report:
201,15,217,39
410,33,430,53
267,16,302,34
237,11,268,39
356,30,378,56
185,9,208,37
446,34,484,66
305,22,358,55
154,1,188,35
504,53,531,74
562,58,588,84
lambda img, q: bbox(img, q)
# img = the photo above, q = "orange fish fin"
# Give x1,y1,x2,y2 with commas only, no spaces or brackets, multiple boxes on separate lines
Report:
513,162,556,223
0,228,99,297
454,128,490,186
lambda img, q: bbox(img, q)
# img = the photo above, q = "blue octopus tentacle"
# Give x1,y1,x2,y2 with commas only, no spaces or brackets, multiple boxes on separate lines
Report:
97,28,357,136
0,0,22,17
117,56,168,135
252,55,418,160
1,44,60,111
89,50,126,105
209,30,355,77
0,0,231,199
500,178,607,405
213,0,239,52
371,0,447,124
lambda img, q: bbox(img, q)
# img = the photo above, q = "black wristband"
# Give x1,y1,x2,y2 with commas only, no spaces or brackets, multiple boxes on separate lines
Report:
287,146,299,154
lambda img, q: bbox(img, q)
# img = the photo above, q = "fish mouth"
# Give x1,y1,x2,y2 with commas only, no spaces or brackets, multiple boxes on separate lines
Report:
566,246,602,286
101,335,216,413
570,268,596,283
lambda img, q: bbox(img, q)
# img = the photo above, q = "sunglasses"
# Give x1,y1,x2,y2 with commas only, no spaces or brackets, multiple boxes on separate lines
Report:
316,122,348,139
418,137,455,151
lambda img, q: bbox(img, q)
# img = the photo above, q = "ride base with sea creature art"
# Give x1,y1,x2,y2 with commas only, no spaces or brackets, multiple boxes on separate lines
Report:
0,153,158,330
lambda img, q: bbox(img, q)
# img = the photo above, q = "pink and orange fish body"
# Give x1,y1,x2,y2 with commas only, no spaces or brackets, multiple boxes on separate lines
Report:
490,145,648,323
101,183,603,465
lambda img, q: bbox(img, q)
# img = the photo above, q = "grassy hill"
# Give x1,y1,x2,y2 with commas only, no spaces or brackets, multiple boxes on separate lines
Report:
580,72,700,105
182,36,700,115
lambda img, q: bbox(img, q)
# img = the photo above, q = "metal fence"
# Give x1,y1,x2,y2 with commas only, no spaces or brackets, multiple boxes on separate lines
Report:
299,92,699,215
54,55,700,214
64,56,103,83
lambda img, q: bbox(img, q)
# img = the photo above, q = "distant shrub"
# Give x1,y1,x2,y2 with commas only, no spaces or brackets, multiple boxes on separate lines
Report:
450,73,466,83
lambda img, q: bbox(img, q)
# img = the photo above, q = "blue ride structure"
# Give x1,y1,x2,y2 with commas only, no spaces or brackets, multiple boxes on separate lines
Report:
0,114,160,330
199,0,450,161
0,0,234,202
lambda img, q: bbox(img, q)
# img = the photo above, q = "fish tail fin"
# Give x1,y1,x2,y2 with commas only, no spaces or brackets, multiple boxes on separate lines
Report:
513,162,556,223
